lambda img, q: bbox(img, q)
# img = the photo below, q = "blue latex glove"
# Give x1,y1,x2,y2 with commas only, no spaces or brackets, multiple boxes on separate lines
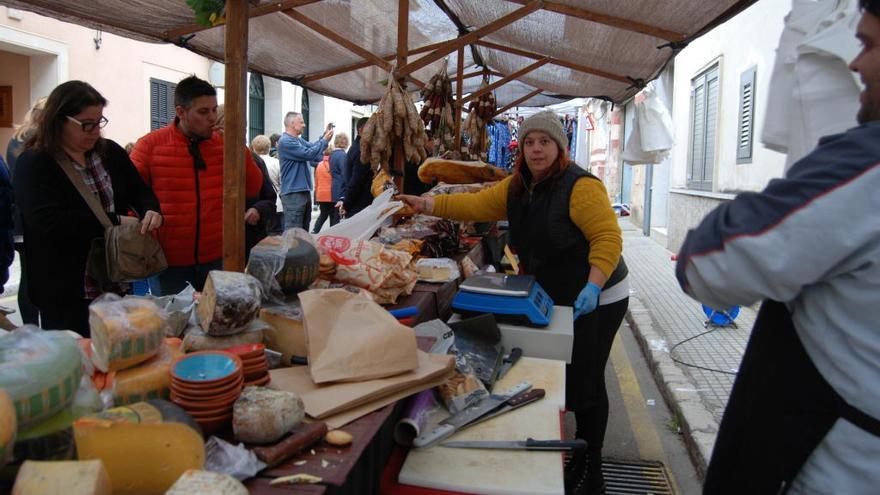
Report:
573,282,602,320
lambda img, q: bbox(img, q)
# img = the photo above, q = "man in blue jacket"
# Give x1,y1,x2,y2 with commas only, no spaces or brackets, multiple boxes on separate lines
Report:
277,111,333,230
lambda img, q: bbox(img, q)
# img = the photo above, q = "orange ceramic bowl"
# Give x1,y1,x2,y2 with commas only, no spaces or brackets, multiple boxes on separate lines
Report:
170,389,239,411
171,374,243,398
224,343,265,361
244,374,271,388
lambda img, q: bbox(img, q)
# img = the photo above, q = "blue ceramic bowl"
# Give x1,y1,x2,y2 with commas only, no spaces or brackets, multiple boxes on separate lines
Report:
172,351,241,384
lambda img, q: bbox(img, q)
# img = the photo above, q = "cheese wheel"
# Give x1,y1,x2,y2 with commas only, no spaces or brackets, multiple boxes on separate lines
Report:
0,390,15,466
12,459,112,495
165,469,247,495
197,271,262,336
89,298,166,372
417,157,509,185
232,386,305,444
74,400,204,495
112,338,184,405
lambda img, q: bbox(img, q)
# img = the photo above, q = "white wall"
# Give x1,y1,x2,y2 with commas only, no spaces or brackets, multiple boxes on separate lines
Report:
669,0,789,194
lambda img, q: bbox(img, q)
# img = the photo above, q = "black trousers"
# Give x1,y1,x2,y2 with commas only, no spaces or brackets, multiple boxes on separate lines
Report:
312,202,335,233
567,297,629,450
39,297,91,337
703,300,880,494
14,243,39,325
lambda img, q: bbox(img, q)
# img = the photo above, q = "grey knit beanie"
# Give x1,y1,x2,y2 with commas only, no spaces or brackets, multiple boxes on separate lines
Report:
519,110,567,152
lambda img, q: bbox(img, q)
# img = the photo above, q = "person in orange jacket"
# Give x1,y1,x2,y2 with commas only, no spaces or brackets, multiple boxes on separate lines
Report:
130,76,263,295
312,145,334,233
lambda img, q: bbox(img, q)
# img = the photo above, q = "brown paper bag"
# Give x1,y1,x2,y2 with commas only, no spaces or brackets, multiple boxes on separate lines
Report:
268,351,454,418
299,289,419,384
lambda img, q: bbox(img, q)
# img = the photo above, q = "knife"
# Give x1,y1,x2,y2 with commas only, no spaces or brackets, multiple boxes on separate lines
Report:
441,438,587,451
413,381,531,448
464,388,545,429
496,347,522,381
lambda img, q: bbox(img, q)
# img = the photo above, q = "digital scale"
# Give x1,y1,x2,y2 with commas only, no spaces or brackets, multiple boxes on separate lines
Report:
452,273,554,327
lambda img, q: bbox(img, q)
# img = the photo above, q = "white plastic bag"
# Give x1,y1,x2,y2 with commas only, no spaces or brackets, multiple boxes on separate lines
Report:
319,188,403,241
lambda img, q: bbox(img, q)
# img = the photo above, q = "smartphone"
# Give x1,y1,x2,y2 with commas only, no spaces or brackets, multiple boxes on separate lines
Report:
328,122,336,129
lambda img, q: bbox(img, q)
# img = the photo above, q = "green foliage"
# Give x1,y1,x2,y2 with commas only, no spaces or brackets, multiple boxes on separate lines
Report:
186,0,226,27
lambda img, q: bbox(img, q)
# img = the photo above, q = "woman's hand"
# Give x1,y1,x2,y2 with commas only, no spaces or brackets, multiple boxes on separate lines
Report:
244,208,260,226
141,210,163,234
396,194,435,215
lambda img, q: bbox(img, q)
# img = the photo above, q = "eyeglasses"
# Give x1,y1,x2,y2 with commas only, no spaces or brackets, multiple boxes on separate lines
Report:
66,115,108,132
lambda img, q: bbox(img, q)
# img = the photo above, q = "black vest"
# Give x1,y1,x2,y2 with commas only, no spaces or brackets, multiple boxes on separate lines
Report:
506,166,628,306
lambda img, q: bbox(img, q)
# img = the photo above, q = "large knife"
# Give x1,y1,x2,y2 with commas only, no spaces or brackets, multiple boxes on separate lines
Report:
413,381,531,448
441,438,587,451
464,388,545,429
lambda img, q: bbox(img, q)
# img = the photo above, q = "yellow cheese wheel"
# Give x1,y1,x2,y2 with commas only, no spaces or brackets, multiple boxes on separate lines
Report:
111,338,183,406
12,459,112,495
89,298,166,372
74,400,204,495
0,389,15,466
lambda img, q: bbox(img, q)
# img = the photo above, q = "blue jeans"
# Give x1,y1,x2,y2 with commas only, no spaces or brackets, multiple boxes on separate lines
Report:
156,259,222,295
281,191,312,231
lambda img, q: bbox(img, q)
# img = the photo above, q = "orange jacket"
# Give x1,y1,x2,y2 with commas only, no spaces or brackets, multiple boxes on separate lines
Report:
315,157,332,203
130,123,263,266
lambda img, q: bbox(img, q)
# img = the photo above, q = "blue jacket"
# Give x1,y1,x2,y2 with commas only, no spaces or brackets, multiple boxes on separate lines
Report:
278,132,328,194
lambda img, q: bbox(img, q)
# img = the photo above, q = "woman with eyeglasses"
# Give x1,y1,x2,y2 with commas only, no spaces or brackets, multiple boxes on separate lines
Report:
13,80,162,336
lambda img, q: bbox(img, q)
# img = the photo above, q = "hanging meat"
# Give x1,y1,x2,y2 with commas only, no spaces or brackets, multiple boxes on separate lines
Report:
359,79,429,176
462,82,495,161
419,66,455,155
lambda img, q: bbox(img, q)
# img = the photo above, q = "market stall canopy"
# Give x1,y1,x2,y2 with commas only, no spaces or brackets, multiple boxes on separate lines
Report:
3,0,757,106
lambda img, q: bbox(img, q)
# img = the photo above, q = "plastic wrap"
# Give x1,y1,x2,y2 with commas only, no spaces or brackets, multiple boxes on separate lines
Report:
88,294,168,373
319,188,403,241
394,390,440,446
246,228,320,304
0,326,83,427
204,437,266,482
183,320,267,352
0,390,15,466
416,258,461,283
197,271,263,336
126,285,196,337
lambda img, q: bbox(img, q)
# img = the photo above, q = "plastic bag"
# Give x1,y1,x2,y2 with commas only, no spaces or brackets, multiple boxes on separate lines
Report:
316,235,418,304
319,188,403,241
416,258,461,283
204,436,266,481
246,228,320,304
126,284,196,337
88,294,168,372
0,326,83,427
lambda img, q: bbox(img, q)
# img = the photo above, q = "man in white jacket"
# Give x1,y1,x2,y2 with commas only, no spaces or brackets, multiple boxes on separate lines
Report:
676,2,880,493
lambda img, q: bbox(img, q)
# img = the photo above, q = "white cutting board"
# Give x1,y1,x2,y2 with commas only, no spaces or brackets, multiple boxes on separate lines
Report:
398,402,564,495
492,356,566,410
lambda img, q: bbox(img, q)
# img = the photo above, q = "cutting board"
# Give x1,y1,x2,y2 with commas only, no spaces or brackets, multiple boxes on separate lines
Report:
398,401,564,495
492,356,566,410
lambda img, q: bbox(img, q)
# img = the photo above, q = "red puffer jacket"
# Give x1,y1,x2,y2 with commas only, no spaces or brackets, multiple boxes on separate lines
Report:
130,124,263,267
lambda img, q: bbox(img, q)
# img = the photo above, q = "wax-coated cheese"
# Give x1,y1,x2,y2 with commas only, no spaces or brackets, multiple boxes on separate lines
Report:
12,459,112,495
0,389,15,465
74,400,204,495
89,298,166,372
164,469,248,495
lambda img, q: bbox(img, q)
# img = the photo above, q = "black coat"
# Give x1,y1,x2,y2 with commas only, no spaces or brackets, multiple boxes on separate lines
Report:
329,149,346,202
246,152,278,257
341,136,373,216
13,140,160,308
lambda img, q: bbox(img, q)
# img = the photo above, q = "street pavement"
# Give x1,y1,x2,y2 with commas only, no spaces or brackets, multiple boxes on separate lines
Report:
619,218,753,476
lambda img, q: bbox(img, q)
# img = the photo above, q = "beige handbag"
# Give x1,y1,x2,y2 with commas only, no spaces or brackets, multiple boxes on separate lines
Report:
56,154,167,285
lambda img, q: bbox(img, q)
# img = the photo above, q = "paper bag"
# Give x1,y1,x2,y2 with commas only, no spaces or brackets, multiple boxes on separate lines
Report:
268,351,453,418
299,289,419,384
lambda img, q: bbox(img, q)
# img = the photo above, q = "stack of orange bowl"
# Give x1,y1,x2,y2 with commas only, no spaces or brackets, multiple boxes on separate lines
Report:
225,343,270,387
169,351,243,434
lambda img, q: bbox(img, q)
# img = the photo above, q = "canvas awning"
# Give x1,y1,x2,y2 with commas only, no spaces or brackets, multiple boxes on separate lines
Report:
4,0,757,107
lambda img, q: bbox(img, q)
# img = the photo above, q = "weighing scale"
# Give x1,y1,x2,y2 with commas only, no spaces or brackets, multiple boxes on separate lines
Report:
452,273,554,327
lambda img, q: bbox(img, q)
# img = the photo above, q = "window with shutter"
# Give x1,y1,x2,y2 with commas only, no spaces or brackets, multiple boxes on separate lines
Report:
687,64,719,190
248,73,265,143
737,67,757,163
149,78,176,131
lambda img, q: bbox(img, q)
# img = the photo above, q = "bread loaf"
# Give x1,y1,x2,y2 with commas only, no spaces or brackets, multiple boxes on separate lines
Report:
417,158,509,185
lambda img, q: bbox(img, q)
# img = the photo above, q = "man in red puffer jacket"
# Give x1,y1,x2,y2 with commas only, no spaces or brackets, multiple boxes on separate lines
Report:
131,76,263,295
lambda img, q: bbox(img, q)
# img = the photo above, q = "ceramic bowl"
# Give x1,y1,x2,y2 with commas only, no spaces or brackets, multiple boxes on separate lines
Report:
194,412,233,436
240,354,267,367
243,367,268,382
223,343,265,360
184,404,234,419
172,351,242,387
244,374,271,388
170,373,243,397
169,387,240,410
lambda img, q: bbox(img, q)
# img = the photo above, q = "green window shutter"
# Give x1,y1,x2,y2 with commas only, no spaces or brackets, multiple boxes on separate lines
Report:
736,66,757,163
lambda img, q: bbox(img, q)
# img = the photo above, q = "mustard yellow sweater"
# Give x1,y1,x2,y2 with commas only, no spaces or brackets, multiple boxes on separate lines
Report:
433,175,623,279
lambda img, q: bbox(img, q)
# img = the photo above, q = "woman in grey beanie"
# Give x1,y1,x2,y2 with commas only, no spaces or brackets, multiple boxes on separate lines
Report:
399,110,629,495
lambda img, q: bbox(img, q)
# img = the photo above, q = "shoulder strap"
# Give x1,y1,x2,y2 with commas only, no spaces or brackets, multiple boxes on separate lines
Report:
55,153,113,229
